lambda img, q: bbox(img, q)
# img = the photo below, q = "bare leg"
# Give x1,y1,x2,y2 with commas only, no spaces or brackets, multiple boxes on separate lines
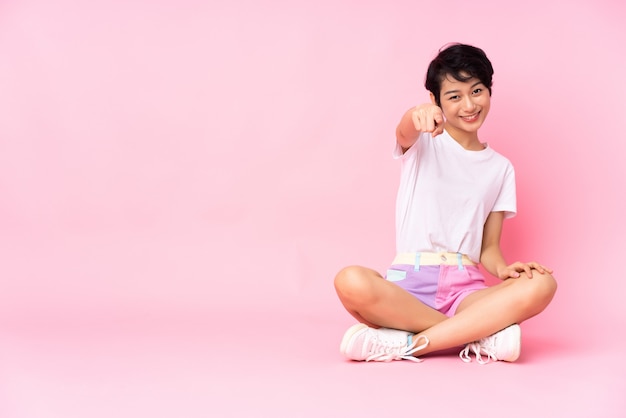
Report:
334,265,447,332
414,270,557,355
335,265,557,357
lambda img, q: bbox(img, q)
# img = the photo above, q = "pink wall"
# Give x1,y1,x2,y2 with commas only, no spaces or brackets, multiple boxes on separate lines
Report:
1,0,625,340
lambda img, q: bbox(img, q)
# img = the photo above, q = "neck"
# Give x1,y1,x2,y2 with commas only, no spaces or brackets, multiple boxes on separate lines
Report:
444,124,484,151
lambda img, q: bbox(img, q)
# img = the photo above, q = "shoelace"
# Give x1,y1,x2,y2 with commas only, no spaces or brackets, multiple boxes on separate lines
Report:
366,334,430,362
459,338,498,364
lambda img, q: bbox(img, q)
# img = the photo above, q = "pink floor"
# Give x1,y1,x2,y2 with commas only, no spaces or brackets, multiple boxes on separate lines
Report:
1,306,623,417
0,230,624,418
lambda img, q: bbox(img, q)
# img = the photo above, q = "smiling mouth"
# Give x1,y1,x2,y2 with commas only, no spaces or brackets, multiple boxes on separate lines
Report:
461,111,480,122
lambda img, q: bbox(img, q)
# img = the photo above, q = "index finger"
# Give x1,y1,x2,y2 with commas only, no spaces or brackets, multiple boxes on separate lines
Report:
433,122,444,137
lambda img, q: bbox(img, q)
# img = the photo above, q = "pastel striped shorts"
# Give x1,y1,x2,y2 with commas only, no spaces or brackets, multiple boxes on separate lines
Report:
385,252,488,317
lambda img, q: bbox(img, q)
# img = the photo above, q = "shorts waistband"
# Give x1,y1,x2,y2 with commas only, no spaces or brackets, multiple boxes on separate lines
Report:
392,252,476,267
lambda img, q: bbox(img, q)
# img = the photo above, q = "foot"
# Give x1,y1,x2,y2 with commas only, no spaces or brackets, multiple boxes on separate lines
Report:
459,324,521,364
340,323,429,362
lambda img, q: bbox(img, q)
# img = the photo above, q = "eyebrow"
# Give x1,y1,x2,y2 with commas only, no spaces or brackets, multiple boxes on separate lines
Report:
443,80,484,96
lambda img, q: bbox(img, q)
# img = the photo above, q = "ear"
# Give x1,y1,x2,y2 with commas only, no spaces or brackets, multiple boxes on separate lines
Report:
429,92,438,106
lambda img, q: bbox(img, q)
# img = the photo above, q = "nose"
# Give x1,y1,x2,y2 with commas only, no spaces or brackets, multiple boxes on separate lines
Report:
462,96,476,112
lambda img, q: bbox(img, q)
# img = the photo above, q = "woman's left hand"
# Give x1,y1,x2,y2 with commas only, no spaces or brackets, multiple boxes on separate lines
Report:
497,261,553,280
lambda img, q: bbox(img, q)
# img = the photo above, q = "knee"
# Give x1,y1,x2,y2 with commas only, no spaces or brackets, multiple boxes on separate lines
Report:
521,270,558,310
534,271,557,300
334,265,375,302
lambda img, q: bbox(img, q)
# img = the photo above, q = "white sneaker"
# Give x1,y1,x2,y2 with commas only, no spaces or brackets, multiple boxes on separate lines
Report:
340,323,429,362
459,324,521,364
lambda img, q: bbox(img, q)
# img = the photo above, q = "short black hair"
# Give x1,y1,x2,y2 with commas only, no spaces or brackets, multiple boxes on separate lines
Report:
425,43,494,106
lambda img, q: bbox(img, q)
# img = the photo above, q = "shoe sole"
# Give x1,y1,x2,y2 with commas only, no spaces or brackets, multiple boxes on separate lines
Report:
339,323,369,356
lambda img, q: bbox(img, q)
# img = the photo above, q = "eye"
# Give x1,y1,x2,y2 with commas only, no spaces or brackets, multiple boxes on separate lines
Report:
472,88,483,95
448,95,460,101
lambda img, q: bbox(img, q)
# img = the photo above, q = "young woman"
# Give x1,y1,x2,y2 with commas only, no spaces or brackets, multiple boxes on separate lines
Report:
334,43,557,363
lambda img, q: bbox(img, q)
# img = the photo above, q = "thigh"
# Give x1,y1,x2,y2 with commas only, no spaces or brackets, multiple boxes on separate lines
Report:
454,269,555,314
335,265,448,332
453,270,557,326
454,280,508,314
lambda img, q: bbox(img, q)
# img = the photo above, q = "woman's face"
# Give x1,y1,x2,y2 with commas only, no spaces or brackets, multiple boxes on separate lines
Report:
436,74,491,141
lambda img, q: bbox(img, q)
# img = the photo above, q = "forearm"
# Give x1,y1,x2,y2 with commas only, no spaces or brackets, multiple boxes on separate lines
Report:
396,108,420,151
479,244,508,279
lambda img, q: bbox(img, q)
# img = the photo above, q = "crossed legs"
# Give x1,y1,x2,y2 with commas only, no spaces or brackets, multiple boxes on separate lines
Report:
334,265,557,357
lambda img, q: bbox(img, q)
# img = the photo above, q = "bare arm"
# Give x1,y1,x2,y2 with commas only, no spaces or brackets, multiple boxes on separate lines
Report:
396,104,444,152
479,211,509,278
480,211,553,279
